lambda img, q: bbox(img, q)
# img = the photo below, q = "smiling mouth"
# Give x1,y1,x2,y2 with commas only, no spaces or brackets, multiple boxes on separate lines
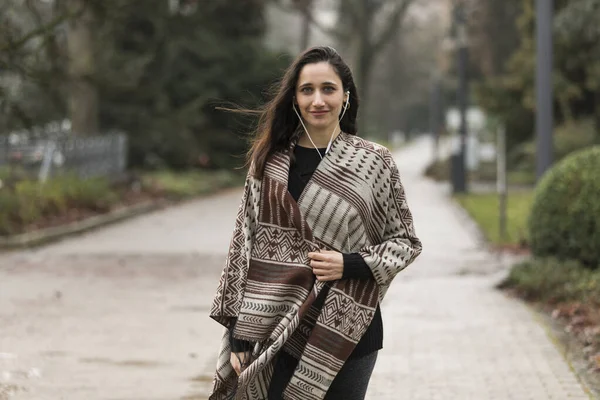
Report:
311,111,328,115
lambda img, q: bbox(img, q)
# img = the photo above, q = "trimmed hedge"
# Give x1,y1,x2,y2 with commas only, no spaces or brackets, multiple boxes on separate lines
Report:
528,146,600,268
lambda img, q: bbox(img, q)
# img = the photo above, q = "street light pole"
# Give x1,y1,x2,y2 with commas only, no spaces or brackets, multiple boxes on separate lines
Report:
429,72,442,162
453,2,468,193
535,0,554,180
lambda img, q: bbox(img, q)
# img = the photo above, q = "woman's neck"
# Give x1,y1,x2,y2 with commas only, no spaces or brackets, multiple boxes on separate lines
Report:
297,125,341,149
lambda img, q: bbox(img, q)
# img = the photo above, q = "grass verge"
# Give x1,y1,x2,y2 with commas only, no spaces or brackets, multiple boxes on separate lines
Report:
454,191,533,248
141,169,244,199
424,157,536,186
0,169,245,237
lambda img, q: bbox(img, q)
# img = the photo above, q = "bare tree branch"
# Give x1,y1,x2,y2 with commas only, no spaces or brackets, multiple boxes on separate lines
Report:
25,0,45,27
372,0,415,55
271,0,349,41
1,8,79,53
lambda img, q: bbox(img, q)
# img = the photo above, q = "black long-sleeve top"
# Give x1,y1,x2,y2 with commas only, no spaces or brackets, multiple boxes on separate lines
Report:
230,144,382,359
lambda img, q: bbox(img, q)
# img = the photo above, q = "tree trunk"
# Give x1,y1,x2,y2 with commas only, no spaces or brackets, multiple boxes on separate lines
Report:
356,49,373,136
344,0,413,137
355,1,374,136
299,0,312,52
386,31,403,134
66,0,98,136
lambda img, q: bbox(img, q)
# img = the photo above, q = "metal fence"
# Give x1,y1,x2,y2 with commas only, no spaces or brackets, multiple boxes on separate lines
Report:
0,128,128,181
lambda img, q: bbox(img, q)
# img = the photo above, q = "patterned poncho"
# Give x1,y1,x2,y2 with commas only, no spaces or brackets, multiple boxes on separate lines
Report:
209,132,422,400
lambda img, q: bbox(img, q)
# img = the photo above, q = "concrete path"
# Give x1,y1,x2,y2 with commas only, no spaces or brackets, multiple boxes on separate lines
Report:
0,192,240,399
0,137,593,400
367,138,592,399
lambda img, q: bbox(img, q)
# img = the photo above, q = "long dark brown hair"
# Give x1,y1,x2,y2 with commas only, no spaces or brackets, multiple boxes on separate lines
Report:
243,46,359,179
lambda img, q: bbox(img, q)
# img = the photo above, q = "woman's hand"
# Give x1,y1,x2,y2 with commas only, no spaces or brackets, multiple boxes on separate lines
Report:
308,250,344,281
230,351,248,376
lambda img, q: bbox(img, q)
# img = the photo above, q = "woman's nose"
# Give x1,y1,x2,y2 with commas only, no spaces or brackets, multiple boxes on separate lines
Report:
312,92,325,106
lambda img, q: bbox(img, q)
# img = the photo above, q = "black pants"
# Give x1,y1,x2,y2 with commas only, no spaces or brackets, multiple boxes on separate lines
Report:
267,351,378,400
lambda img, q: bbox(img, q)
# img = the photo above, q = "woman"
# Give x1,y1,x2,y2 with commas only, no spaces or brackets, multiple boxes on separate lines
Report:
209,46,422,400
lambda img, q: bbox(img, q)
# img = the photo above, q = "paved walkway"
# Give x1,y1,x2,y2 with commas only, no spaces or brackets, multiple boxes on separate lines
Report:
0,193,238,399
0,137,593,399
367,138,591,399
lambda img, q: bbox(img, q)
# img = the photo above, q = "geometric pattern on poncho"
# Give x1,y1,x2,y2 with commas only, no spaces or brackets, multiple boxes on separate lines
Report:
209,132,422,399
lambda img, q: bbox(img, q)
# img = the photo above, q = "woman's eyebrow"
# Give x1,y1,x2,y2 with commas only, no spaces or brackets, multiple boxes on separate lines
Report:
298,81,338,88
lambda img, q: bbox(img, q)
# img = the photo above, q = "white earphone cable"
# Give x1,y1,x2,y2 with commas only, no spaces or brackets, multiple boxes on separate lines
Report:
293,91,350,160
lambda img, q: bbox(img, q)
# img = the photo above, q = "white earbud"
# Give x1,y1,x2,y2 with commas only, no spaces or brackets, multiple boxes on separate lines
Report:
340,91,350,119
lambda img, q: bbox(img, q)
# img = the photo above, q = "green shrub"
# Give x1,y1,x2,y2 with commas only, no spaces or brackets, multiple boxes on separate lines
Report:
42,178,70,214
0,166,29,185
15,180,43,225
0,175,119,236
528,146,600,268
65,177,118,211
0,169,237,236
0,166,12,183
0,191,19,235
501,258,600,305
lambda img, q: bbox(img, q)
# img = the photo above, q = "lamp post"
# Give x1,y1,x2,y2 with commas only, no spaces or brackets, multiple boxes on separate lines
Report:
535,0,553,180
452,1,468,193
429,72,442,162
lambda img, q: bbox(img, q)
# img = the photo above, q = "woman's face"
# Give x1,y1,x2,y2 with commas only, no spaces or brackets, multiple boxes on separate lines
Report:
294,62,347,133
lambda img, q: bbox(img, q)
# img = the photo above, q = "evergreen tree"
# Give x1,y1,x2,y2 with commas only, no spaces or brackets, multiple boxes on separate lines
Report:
97,0,291,169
